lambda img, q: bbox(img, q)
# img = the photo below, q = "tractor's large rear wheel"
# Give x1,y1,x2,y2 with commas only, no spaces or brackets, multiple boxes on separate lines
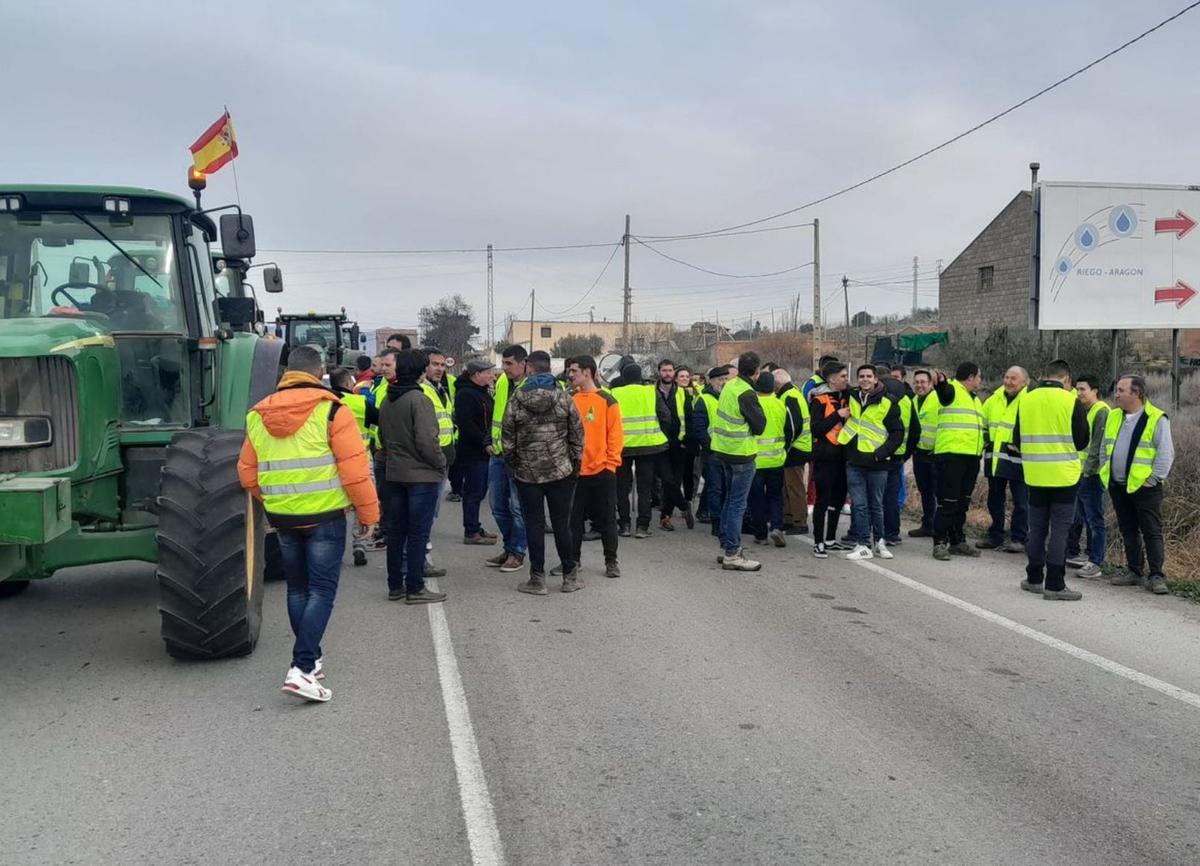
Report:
156,429,265,660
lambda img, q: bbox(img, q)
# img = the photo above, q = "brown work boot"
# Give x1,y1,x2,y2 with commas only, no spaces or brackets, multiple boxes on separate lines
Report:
499,554,525,573
464,533,498,545
518,572,548,595
560,567,584,593
484,551,508,567
660,516,675,532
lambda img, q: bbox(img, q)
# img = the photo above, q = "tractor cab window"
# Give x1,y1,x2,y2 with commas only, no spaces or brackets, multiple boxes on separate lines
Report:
0,213,185,333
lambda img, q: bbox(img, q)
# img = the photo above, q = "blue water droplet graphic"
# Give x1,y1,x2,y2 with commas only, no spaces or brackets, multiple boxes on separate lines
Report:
1075,223,1100,251
1108,205,1138,238
1116,213,1130,232
1081,230,1093,245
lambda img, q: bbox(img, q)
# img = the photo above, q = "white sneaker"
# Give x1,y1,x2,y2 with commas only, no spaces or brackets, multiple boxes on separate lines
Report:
845,544,874,561
282,666,331,702
721,548,762,571
313,657,325,680
873,541,894,560
1077,561,1103,578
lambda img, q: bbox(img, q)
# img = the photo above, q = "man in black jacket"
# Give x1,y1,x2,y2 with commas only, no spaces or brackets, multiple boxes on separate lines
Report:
453,359,499,545
877,368,920,546
842,365,904,560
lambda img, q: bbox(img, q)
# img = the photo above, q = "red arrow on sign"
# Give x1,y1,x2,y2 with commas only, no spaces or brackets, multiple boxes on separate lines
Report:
1154,210,1196,239
1154,280,1197,308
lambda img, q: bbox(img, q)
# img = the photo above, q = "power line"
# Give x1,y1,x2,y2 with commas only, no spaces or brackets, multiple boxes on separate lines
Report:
260,240,618,255
535,243,623,316
638,1,1200,240
632,237,813,279
639,222,816,242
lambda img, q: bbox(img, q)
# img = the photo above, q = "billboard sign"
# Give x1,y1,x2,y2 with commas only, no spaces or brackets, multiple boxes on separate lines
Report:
1037,181,1200,329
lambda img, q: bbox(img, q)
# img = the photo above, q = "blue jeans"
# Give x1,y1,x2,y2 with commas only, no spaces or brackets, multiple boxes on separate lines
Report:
278,517,347,674
883,462,904,541
460,458,490,537
986,474,1028,544
748,468,784,539
383,480,440,594
703,453,725,538
846,464,887,545
717,459,756,553
1074,474,1107,564
488,456,527,556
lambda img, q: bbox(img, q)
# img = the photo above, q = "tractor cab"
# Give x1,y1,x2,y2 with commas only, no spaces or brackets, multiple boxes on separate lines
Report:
275,308,360,371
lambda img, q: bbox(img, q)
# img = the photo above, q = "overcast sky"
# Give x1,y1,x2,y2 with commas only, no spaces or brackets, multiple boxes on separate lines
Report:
5,1,1198,342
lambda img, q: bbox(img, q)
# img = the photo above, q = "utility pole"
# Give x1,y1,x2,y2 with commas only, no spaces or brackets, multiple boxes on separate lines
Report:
622,214,631,352
486,243,494,351
812,218,821,369
529,289,535,350
912,256,919,318
842,275,851,363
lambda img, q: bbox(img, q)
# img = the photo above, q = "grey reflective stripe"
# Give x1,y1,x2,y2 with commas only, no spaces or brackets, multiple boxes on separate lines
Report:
715,429,754,439
1020,452,1079,463
1022,434,1074,444
854,417,886,436
716,410,745,426
994,452,1023,464
491,420,502,430
261,477,344,495
941,407,981,416
992,420,1015,430
757,449,785,458
938,422,981,431
622,415,656,423
260,455,336,472
1131,457,1155,466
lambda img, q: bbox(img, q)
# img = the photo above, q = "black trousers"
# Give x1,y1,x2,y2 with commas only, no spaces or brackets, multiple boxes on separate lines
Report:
1108,481,1166,578
571,470,619,565
1026,484,1078,591
933,454,980,545
515,477,577,575
617,452,659,528
811,459,847,544
912,456,938,531
661,446,696,518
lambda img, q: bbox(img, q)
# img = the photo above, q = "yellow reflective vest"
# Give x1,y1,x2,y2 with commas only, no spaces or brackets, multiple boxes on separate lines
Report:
755,393,787,469
1099,400,1165,493
916,391,940,452
711,376,757,458
985,389,1024,473
613,384,668,449
246,402,350,520
838,393,894,454
780,387,812,455
421,382,454,447
491,374,524,454
340,392,371,447
1015,385,1080,488
934,380,985,457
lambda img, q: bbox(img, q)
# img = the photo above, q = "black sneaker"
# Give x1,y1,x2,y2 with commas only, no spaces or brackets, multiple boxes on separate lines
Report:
618,523,632,538
1019,579,1043,594
582,530,602,542
353,549,368,566
907,526,932,538
605,562,621,578
975,539,1001,550
812,542,828,559
405,588,447,605
387,589,406,601
950,542,981,558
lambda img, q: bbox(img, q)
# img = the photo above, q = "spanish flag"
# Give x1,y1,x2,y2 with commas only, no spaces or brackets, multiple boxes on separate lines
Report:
189,111,238,175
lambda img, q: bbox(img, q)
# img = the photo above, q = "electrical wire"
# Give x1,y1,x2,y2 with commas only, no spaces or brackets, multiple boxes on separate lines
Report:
637,1,1200,240
534,243,623,316
632,237,813,279
260,240,618,255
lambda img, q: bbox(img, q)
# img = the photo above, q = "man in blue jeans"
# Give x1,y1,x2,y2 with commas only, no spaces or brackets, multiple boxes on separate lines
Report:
840,365,904,561
378,348,450,604
710,352,767,571
484,346,529,573
453,359,499,545
239,346,380,703
1066,373,1111,578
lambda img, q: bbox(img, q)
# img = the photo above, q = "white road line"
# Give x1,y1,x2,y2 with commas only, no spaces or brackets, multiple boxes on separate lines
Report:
852,559,1200,711
426,580,506,866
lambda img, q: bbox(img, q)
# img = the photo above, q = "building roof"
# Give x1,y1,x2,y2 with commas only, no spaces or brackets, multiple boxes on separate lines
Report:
941,190,1031,275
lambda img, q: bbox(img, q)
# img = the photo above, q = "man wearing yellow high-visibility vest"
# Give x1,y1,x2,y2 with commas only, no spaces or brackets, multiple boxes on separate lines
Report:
1007,359,1091,601
930,363,986,561
748,372,793,547
773,368,812,537
612,362,671,538
839,364,904,561
908,369,940,538
1065,374,1111,578
690,365,731,534
711,352,768,571
484,345,530,574
1101,374,1175,595
879,365,921,547
238,346,380,703
978,366,1030,553
419,347,455,580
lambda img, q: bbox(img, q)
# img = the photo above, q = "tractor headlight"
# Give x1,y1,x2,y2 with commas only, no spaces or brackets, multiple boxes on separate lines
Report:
0,416,52,447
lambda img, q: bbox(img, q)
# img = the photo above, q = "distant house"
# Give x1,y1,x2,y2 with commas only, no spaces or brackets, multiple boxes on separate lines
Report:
502,319,676,354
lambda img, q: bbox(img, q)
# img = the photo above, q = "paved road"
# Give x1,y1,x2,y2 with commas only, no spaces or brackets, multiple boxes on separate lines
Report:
4,504,1200,865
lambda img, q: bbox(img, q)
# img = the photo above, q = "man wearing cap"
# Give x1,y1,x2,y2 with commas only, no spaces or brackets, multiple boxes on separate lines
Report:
454,359,500,546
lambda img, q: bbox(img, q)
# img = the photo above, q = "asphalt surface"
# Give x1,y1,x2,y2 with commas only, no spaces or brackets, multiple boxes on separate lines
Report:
4,501,1200,865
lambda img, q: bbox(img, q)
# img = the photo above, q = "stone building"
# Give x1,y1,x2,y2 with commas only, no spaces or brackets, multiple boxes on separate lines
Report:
938,191,1033,335
502,319,676,354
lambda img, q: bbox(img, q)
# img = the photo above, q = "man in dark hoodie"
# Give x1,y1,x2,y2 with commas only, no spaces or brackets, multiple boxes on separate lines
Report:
453,359,498,545
690,365,730,532
838,364,904,561
611,362,672,538
502,350,585,594
378,349,448,606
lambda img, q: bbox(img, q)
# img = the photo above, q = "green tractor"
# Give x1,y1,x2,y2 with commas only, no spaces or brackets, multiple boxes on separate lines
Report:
0,180,287,659
274,308,363,372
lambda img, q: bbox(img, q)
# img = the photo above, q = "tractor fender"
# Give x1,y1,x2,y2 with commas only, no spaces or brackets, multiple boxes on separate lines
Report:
248,336,285,408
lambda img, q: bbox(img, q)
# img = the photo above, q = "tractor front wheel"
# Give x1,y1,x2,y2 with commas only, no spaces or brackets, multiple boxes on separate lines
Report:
156,429,265,660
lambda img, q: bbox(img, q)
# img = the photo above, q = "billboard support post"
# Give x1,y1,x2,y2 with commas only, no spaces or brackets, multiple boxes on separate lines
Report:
1111,329,1120,387
1172,328,1181,414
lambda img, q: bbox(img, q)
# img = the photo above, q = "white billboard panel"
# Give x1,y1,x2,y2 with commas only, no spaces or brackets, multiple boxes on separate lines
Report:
1037,181,1200,330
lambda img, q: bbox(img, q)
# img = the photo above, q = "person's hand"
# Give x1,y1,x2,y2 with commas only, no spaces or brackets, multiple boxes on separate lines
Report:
485,444,495,456
934,370,947,385
837,407,850,419
358,522,378,541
